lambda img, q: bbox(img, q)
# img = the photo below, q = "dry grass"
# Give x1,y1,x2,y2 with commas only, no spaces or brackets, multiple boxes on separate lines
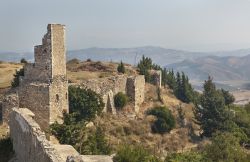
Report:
66,60,137,82
89,83,201,157
0,124,9,138
0,62,23,88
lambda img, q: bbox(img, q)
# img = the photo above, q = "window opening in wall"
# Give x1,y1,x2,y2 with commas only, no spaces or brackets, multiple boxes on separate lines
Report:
56,94,59,102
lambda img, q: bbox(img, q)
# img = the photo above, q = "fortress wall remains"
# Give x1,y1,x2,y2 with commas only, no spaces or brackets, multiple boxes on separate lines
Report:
9,108,112,162
18,83,50,131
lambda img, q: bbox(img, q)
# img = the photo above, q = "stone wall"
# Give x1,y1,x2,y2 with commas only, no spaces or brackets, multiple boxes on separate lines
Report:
9,108,113,162
127,75,145,113
10,108,65,162
150,70,162,88
18,83,50,131
16,24,68,131
72,74,145,114
1,92,19,123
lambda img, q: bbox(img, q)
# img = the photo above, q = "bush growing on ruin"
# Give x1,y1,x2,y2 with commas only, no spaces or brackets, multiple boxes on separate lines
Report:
20,58,28,64
114,92,128,110
68,86,104,122
117,61,125,74
147,106,175,134
113,144,161,162
11,68,24,88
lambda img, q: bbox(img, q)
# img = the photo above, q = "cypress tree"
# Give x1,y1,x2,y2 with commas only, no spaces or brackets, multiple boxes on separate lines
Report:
194,76,228,137
117,61,125,74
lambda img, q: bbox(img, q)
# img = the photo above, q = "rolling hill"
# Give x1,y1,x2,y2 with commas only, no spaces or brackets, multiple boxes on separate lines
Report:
2,46,250,66
168,54,250,82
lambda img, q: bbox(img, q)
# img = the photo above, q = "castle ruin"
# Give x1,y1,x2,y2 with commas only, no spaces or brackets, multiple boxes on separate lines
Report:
0,24,147,162
1,24,69,132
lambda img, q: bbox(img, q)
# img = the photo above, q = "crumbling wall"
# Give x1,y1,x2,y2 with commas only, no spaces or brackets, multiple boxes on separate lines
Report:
75,75,128,114
73,74,145,114
1,92,19,123
49,77,68,124
16,24,68,132
18,83,50,131
127,75,145,113
10,108,65,162
150,70,162,88
9,108,113,162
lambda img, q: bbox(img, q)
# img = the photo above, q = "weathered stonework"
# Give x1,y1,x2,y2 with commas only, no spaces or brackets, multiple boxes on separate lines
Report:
17,24,68,131
127,75,145,112
150,70,162,88
9,108,113,162
1,91,19,123
72,74,145,113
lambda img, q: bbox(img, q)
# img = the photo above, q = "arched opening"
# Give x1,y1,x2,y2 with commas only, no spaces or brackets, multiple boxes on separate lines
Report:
56,94,59,102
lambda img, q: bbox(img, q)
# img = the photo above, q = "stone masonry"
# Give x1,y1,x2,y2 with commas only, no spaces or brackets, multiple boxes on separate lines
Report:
150,70,162,88
17,24,69,131
10,108,112,162
72,74,145,114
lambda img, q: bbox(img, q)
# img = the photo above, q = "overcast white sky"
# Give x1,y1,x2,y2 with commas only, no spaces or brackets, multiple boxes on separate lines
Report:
1,0,250,52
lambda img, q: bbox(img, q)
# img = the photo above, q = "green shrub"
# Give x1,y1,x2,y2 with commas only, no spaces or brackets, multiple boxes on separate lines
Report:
117,61,125,74
79,126,111,155
165,151,203,162
69,86,104,122
11,68,24,88
113,144,161,162
147,106,176,134
114,92,128,110
20,58,28,64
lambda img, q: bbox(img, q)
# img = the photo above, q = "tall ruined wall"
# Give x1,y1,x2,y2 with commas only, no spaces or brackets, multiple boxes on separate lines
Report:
127,75,145,113
18,83,50,131
17,24,68,131
9,108,113,162
49,78,68,124
51,24,67,78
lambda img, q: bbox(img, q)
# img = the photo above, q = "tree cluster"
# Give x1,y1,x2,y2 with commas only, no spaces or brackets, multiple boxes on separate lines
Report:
162,69,198,104
194,77,238,137
137,55,160,82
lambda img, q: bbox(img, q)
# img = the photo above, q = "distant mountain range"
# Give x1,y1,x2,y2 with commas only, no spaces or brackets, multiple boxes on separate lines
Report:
168,54,250,82
1,46,250,86
1,46,250,66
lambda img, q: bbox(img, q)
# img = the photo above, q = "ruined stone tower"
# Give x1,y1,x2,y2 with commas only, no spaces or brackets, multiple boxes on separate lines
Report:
18,24,68,131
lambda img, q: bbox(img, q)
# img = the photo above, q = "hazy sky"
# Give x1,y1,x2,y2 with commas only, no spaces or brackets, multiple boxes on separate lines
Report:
1,0,250,52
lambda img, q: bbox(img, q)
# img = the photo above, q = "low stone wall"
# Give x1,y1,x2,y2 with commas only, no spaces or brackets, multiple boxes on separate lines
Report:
9,108,113,162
